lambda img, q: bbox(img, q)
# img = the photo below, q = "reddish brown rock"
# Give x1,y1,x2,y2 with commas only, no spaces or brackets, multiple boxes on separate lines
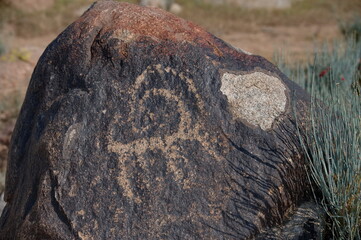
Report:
0,1,315,239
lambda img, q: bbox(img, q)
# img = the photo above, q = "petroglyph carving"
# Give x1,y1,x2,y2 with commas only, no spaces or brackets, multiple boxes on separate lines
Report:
108,64,223,202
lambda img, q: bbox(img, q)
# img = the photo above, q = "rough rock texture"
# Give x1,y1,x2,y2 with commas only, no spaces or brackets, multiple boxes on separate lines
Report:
0,1,316,239
220,72,287,130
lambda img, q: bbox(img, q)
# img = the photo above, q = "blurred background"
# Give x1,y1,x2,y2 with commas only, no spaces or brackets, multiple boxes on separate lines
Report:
0,0,360,196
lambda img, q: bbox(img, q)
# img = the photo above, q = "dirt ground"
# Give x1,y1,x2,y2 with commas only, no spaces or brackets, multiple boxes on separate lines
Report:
0,2,343,194
222,24,340,62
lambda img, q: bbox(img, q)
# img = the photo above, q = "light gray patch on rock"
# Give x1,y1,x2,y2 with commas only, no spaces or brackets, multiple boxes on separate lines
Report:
220,72,287,130
62,123,83,160
235,47,253,55
0,192,5,216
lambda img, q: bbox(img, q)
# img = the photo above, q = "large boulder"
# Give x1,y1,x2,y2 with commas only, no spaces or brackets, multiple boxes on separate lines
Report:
0,1,315,239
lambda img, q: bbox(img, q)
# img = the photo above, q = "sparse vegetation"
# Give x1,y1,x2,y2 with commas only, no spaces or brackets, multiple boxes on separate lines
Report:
0,37,5,56
0,92,22,122
0,48,31,62
277,38,361,239
340,16,361,43
0,92,22,194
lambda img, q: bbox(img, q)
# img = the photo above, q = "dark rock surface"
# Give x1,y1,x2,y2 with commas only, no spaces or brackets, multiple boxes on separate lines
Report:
0,1,316,239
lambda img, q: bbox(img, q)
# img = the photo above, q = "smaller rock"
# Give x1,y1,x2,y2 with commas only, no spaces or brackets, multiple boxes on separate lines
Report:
74,5,92,17
169,2,182,14
139,0,182,13
139,0,173,10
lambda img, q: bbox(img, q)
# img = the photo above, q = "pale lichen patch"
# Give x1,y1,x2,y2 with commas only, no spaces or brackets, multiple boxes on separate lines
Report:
221,72,287,130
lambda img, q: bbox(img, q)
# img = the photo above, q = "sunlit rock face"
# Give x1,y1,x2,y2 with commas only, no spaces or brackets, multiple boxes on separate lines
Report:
0,1,314,239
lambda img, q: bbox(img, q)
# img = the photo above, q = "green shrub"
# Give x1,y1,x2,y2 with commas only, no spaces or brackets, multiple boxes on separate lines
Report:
276,38,361,239
276,39,360,97
300,94,361,239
